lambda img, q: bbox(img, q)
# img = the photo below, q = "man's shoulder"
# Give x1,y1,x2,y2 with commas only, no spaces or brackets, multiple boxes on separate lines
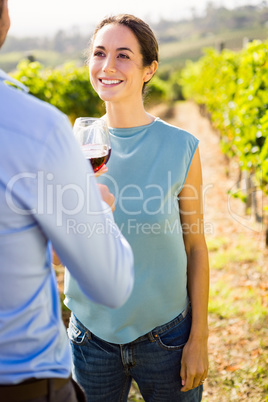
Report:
3,81,64,120
0,70,62,119
0,80,69,142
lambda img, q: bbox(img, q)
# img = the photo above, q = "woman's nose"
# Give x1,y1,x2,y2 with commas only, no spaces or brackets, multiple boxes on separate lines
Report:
102,56,116,73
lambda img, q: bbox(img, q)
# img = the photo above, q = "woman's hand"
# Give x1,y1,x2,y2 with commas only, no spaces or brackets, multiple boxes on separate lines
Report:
180,335,208,391
97,183,115,212
95,165,115,211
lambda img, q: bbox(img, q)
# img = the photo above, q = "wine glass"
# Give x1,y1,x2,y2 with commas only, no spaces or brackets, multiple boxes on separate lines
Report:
73,117,111,172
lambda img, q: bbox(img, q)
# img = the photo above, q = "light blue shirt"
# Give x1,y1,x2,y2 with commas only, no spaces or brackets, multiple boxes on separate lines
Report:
65,118,198,344
0,70,134,384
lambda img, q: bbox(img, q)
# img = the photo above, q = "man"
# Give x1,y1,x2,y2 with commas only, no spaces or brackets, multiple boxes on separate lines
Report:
0,1,134,400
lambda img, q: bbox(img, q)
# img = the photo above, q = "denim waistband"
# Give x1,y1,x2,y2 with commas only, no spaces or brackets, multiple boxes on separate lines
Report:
71,302,190,345
133,302,191,343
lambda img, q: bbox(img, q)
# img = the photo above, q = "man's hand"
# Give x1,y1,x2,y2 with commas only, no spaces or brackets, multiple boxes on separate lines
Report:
52,248,62,266
98,183,115,212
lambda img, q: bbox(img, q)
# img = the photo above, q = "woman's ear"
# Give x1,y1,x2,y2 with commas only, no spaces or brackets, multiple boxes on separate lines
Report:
144,60,158,83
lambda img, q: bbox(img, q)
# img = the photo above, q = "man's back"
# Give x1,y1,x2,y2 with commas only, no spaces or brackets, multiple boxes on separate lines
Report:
0,73,134,385
0,77,79,384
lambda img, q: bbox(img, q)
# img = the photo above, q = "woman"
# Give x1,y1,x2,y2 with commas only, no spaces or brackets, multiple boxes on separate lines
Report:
64,14,209,401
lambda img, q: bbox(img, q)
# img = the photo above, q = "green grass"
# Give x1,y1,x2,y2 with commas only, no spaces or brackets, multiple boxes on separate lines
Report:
209,280,241,318
209,279,267,325
208,234,260,270
206,236,230,252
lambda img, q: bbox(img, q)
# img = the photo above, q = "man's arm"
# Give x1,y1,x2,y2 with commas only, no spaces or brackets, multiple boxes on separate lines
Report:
35,115,134,309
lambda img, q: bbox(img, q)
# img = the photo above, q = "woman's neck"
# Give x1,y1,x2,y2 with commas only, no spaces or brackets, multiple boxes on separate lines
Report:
105,100,155,128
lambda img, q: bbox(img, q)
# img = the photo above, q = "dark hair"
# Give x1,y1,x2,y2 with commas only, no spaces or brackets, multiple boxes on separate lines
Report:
87,14,159,91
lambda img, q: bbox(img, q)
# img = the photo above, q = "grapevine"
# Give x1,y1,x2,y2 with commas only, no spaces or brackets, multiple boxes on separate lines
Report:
180,40,268,198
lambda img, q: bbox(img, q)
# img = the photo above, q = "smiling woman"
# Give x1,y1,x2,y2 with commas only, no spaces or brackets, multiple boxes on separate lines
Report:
64,13,209,402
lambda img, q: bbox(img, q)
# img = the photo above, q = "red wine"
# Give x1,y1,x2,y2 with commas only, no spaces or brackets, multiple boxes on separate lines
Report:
82,144,108,172
88,155,106,172
105,148,112,164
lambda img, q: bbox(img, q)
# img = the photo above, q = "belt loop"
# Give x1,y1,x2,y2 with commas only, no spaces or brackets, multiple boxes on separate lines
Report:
147,331,155,342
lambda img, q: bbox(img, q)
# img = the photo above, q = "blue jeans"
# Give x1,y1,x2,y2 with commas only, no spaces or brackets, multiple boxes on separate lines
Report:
68,306,203,402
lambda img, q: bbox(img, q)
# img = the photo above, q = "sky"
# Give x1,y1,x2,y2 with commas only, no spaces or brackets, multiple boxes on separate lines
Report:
8,0,263,37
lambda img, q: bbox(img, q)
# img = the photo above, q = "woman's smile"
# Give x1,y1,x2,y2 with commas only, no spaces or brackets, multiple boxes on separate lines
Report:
99,78,123,86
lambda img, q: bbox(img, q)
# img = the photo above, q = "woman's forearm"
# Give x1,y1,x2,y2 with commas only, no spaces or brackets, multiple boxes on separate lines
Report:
187,246,209,339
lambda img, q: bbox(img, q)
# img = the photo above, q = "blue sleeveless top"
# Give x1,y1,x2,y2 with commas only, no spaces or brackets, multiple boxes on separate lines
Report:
64,118,199,343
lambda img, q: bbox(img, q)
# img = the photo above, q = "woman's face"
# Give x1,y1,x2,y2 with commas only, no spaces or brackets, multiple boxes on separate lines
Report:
89,23,151,104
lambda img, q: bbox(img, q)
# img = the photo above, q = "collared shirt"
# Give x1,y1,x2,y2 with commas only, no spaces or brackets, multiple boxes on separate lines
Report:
0,70,134,384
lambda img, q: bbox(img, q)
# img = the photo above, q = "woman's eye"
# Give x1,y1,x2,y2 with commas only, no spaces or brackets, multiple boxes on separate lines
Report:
94,51,105,57
118,53,129,59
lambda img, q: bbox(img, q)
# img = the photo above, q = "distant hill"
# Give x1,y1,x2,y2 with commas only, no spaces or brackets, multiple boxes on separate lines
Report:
153,3,268,42
153,3,268,68
0,3,267,72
